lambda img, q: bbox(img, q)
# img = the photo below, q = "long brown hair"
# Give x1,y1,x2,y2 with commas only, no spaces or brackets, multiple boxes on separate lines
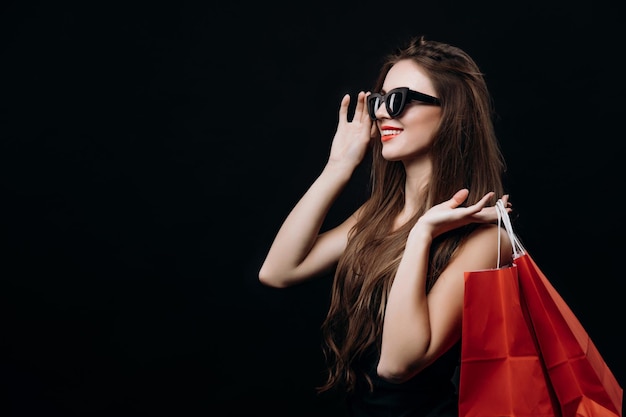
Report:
317,36,507,393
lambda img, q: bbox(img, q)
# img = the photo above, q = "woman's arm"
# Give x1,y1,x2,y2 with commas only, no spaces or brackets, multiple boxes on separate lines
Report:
258,92,373,288
377,190,512,382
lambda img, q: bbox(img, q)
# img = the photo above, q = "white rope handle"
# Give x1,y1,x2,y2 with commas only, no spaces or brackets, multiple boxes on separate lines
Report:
495,199,526,268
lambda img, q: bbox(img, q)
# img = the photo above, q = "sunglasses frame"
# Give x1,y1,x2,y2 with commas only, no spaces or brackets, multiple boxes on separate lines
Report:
367,87,441,120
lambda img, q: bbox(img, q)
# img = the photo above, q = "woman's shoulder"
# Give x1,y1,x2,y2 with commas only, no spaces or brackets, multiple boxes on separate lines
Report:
456,224,513,269
467,223,509,242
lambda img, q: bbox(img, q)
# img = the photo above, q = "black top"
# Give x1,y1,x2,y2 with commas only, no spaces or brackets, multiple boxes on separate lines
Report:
346,342,460,417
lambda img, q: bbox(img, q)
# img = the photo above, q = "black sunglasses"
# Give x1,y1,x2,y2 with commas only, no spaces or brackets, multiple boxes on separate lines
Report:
367,87,441,120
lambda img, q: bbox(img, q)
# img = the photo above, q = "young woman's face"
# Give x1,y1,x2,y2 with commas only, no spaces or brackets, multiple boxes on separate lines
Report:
374,59,442,163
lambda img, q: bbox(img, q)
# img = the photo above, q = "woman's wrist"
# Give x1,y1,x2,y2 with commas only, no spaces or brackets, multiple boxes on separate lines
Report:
408,222,433,246
323,159,357,181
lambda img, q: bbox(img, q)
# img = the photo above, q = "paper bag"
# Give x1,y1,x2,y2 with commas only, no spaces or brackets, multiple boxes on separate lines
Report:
459,263,560,417
516,253,623,417
459,199,623,416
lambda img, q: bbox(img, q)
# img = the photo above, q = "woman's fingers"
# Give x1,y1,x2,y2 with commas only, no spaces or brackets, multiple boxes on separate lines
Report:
354,91,366,121
338,93,351,124
354,91,371,124
338,92,369,123
447,189,470,208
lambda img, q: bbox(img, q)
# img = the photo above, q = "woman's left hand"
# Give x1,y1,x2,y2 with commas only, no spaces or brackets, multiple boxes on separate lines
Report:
411,189,510,240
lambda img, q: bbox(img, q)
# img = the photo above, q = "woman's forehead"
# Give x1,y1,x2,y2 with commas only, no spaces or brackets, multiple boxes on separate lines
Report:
382,60,434,94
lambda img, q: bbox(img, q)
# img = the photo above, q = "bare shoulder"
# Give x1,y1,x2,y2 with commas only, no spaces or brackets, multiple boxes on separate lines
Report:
454,224,513,271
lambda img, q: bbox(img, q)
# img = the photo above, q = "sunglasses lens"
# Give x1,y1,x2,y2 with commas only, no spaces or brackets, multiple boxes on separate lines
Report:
367,95,381,120
386,91,405,117
367,89,408,120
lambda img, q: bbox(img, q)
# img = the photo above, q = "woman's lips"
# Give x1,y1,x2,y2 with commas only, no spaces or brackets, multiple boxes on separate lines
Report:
380,126,402,142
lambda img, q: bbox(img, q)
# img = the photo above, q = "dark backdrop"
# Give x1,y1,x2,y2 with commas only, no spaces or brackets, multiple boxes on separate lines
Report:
2,1,624,416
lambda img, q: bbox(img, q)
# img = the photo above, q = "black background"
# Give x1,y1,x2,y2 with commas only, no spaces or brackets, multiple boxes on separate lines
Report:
2,1,624,416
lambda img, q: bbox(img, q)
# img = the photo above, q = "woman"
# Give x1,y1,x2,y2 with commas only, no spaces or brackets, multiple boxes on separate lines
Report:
258,36,513,416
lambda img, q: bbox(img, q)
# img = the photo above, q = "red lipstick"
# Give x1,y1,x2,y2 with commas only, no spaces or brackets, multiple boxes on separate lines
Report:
380,125,402,142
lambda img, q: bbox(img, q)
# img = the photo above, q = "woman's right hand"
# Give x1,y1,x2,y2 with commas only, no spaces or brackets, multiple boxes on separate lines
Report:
327,92,373,170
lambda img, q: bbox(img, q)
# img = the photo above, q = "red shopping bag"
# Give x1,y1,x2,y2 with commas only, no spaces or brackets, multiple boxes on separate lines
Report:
459,200,623,417
459,263,560,417
516,253,623,417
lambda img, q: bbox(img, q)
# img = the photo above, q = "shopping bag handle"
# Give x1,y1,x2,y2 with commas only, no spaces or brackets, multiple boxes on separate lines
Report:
495,199,526,268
